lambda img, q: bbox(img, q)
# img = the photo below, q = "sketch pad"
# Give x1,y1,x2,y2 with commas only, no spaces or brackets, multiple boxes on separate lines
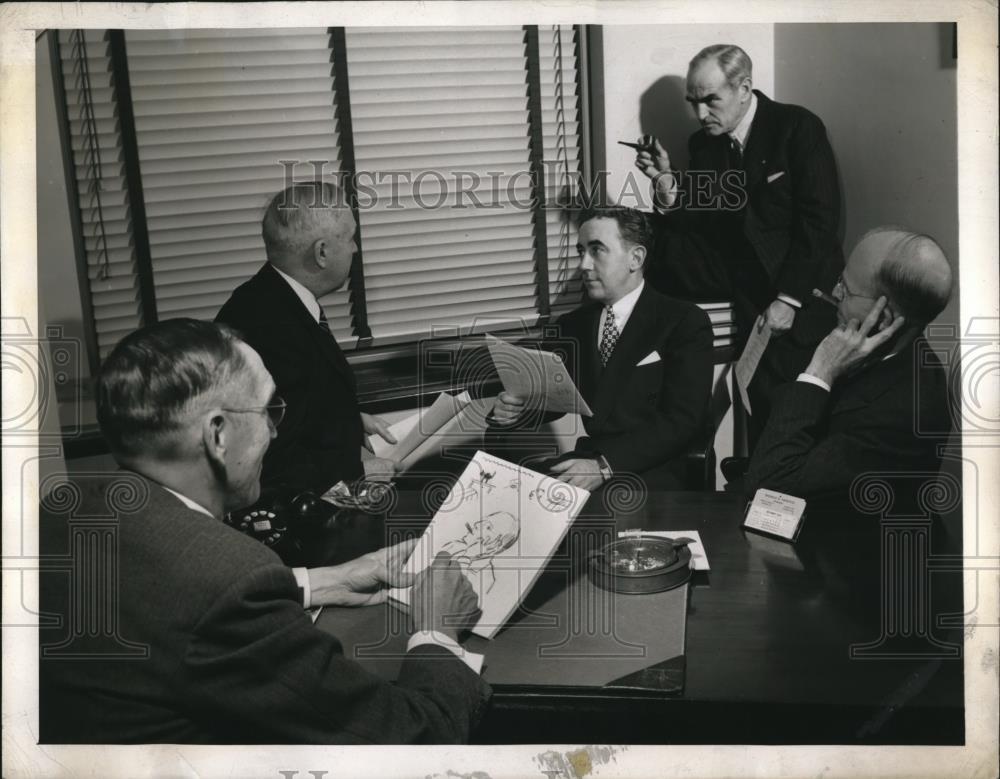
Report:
388,451,590,639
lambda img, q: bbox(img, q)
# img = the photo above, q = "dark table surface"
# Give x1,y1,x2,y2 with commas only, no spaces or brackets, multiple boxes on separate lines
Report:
315,487,965,745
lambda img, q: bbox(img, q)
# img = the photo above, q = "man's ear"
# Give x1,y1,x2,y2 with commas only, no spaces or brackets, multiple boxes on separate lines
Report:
312,238,329,270
739,76,753,101
202,411,228,471
629,245,647,272
876,301,897,333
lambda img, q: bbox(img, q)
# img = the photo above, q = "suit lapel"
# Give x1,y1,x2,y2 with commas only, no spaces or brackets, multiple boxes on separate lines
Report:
261,264,356,388
832,342,914,414
742,90,773,194
591,287,660,429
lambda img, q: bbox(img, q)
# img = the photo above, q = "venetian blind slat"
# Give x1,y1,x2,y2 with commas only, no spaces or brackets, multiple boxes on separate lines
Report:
125,29,354,343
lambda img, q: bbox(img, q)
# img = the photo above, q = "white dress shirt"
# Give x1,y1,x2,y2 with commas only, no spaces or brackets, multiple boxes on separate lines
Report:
729,91,757,153
596,279,645,351
161,486,482,672
271,264,321,323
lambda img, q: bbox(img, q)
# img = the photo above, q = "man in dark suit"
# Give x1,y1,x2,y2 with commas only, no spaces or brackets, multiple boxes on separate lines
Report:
745,227,954,504
216,181,395,494
488,206,713,492
39,319,488,744
635,44,843,441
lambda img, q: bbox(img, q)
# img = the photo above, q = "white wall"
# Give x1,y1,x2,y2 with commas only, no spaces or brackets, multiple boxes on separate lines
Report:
774,23,959,338
601,24,775,210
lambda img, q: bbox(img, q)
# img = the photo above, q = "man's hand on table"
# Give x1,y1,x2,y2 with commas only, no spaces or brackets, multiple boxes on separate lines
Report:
410,552,480,643
307,538,417,607
633,135,677,210
491,391,527,426
804,296,905,387
548,457,605,492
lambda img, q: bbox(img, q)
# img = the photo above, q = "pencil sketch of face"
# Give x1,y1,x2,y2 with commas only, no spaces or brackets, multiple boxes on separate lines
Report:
442,510,520,563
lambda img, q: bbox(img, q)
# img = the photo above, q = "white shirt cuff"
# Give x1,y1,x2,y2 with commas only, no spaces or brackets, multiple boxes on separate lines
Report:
777,293,802,309
291,567,312,609
796,373,831,392
407,630,484,674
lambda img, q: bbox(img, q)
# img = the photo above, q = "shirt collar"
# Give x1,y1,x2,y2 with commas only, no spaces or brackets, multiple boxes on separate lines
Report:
730,92,757,150
161,486,215,519
271,263,321,323
608,279,645,329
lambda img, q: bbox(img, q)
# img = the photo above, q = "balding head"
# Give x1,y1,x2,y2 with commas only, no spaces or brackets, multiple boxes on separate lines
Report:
849,227,953,327
261,181,357,297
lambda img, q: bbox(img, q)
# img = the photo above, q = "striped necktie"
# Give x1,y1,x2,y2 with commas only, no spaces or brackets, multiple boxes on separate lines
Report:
599,306,619,367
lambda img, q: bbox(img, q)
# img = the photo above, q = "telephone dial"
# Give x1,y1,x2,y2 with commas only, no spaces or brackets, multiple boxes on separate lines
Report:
224,486,339,565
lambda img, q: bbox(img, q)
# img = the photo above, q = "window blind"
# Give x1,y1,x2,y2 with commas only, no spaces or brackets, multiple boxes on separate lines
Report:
346,26,542,343
539,25,584,317
57,30,144,359
124,28,354,343
57,26,594,358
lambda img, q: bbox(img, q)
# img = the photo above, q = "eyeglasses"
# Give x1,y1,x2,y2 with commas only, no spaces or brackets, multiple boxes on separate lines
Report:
834,274,877,301
222,395,287,428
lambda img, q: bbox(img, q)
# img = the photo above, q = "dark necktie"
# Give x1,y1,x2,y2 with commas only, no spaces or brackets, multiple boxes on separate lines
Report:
318,308,333,336
728,135,744,170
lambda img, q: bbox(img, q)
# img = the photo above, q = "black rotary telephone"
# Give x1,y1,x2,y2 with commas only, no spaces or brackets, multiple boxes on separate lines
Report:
223,485,339,565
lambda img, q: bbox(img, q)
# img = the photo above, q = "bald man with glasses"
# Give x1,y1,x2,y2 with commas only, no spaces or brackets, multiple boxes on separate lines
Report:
744,227,955,504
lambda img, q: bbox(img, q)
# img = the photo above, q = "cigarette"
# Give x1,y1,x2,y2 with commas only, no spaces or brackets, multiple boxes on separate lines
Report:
812,288,838,307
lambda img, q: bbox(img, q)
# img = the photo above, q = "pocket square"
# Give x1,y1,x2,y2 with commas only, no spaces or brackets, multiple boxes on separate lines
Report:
636,351,661,366
766,171,786,183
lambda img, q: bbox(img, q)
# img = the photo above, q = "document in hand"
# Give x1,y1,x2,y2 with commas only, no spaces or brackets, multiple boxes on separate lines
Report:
486,334,593,416
370,391,470,465
388,451,590,639
734,319,772,415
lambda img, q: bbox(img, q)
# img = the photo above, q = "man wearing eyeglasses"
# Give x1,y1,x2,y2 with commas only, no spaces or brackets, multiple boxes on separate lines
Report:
216,181,397,495
744,227,954,504
39,319,489,743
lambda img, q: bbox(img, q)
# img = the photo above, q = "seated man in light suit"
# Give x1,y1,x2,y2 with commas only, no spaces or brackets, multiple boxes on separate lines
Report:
39,319,489,744
746,227,954,504
487,206,714,492
216,181,395,494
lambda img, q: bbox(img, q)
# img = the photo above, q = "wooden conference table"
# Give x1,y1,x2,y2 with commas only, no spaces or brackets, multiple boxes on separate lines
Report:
315,488,965,745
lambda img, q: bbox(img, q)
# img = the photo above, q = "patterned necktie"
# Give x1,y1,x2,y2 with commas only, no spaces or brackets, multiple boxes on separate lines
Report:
599,306,619,367
318,308,333,336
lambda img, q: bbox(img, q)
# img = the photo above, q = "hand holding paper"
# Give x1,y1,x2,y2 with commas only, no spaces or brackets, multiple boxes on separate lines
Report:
486,334,592,416
734,319,772,415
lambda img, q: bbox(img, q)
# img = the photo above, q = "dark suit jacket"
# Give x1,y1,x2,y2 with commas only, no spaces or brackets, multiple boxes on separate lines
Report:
745,337,952,505
216,263,364,493
487,285,713,489
649,90,843,385
39,474,490,744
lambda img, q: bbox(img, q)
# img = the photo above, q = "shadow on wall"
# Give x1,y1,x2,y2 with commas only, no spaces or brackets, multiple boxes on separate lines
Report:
638,75,702,172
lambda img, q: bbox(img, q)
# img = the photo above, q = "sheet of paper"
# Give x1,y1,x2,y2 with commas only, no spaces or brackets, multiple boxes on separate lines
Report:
734,319,772,415
370,391,470,462
389,450,590,639
618,529,710,570
486,334,593,417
